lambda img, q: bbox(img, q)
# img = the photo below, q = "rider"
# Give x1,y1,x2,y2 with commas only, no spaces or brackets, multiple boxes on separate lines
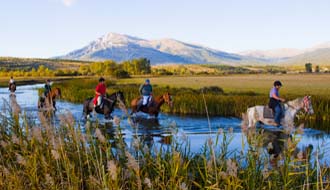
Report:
93,77,106,108
268,80,285,126
44,79,52,97
137,79,153,111
8,76,15,90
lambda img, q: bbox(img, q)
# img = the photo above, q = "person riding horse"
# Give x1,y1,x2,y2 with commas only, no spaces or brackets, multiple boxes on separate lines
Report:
8,76,16,93
38,79,60,111
93,77,107,110
137,79,153,112
44,79,52,97
269,80,286,127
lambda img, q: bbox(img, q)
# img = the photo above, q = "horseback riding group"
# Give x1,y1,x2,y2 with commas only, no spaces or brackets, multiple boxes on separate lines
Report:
8,75,313,128
82,77,173,120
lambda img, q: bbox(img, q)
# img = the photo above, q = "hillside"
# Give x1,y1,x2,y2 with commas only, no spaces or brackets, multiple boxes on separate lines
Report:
0,57,91,71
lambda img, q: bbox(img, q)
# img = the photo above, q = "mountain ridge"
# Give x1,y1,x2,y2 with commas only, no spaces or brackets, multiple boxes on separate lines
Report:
57,32,330,66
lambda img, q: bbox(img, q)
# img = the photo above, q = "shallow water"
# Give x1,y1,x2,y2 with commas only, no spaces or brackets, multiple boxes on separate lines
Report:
0,84,329,164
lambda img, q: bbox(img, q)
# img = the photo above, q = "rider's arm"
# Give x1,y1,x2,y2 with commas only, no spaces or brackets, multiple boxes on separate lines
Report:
271,93,285,102
139,84,144,94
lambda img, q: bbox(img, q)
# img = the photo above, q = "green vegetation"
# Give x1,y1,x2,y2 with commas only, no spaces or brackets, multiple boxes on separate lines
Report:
54,74,330,131
0,57,151,78
0,105,329,189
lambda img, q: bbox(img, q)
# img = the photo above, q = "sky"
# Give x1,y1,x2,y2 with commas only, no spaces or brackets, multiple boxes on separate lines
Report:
1,0,330,58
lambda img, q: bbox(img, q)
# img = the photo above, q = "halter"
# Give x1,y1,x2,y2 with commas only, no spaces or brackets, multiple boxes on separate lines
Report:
303,96,310,112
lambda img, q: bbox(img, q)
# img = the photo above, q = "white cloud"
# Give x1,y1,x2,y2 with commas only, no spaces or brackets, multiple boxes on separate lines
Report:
62,0,76,7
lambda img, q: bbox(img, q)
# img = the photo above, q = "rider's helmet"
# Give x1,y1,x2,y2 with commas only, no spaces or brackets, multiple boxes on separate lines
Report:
274,80,282,87
99,77,105,82
145,79,150,83
46,79,51,83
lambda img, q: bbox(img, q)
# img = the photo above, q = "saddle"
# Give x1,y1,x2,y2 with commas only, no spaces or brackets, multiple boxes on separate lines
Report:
263,106,274,119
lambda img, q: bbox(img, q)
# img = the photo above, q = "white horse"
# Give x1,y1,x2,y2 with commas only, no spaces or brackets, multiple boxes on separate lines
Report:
246,96,314,128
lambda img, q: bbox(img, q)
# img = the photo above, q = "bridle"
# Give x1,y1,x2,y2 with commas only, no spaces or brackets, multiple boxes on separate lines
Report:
303,96,310,113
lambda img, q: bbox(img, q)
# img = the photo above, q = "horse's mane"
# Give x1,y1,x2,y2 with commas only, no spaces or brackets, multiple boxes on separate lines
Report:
286,97,304,109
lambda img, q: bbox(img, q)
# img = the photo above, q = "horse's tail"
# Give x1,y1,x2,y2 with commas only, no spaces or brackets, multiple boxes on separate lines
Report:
83,99,89,114
241,112,248,129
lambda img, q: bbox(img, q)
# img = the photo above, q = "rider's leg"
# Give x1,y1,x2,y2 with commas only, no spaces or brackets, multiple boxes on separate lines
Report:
142,96,149,106
97,96,102,107
147,96,153,107
274,104,282,126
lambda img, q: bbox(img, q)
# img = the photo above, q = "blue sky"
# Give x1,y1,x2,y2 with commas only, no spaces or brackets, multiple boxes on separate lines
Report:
1,0,330,58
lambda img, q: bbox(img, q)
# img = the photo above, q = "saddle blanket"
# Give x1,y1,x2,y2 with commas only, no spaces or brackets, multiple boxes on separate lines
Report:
263,106,274,119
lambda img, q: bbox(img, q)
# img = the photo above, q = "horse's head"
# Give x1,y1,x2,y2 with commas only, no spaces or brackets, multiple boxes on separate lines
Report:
303,96,314,115
163,92,173,108
116,91,125,105
53,88,61,99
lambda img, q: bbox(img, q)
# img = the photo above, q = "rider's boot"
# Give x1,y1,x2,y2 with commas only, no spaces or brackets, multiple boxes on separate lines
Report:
136,103,143,112
93,104,97,115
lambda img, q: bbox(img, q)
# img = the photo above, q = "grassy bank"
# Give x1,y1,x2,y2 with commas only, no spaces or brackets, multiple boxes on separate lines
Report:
0,106,329,189
53,74,330,131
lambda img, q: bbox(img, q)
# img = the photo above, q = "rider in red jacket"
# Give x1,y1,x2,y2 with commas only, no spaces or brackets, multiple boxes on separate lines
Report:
93,77,106,108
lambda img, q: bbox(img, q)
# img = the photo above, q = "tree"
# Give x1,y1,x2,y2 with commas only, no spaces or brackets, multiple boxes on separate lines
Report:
305,63,312,73
315,65,320,73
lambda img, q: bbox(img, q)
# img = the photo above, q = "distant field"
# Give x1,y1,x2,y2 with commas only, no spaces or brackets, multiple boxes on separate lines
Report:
0,57,90,70
117,74,330,96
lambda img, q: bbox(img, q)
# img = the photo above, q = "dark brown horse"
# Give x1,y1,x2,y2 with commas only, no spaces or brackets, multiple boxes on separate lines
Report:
38,88,61,112
9,83,16,93
130,92,173,117
83,91,125,120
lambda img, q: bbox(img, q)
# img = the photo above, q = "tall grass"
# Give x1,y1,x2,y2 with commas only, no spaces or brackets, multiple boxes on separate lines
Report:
0,105,329,189
54,78,330,131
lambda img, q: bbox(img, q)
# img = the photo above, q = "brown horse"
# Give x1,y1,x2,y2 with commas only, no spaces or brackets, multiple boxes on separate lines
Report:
130,92,173,117
9,83,16,93
38,88,61,112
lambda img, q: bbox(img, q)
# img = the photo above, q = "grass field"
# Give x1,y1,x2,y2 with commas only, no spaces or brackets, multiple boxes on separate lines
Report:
117,74,330,96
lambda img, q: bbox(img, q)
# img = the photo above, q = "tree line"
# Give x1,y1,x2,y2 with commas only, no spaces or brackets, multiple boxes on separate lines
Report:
0,58,151,78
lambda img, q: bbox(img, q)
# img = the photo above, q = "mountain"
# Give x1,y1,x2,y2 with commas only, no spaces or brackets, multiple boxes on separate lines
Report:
279,48,330,66
57,33,260,65
57,33,330,66
238,41,330,61
239,48,304,60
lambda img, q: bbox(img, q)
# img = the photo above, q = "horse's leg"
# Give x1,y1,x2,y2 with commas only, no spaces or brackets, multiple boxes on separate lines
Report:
247,108,257,128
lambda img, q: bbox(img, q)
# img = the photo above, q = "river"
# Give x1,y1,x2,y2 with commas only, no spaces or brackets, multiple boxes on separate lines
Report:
1,84,329,164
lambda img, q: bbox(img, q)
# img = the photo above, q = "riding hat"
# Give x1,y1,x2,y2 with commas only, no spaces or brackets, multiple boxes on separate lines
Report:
99,77,105,82
274,80,282,87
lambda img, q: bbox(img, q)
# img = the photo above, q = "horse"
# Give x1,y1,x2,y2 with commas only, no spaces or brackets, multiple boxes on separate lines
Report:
9,94,21,117
83,91,125,120
38,88,62,112
9,83,16,93
245,96,314,129
130,92,173,117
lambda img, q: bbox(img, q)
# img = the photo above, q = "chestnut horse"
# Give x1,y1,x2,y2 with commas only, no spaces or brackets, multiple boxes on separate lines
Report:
38,88,61,112
130,92,173,117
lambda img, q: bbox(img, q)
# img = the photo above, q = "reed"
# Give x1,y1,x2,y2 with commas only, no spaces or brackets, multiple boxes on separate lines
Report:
0,102,329,189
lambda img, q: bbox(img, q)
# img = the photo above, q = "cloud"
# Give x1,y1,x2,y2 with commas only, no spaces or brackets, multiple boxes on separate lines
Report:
62,0,76,7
